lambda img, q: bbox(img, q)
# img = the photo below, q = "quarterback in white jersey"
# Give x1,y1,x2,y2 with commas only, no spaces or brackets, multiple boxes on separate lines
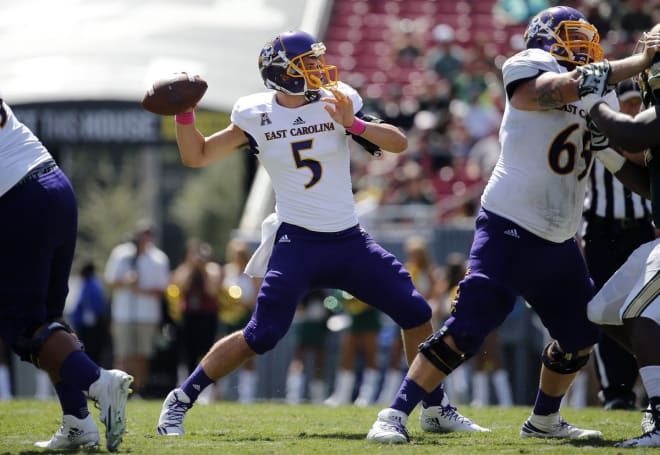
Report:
368,6,660,445
231,81,361,232
158,30,483,438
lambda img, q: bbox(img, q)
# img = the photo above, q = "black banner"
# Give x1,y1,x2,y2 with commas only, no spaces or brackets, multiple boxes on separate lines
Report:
12,101,163,144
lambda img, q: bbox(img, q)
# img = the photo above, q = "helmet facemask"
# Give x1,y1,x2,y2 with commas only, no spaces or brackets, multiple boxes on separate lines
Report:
259,33,338,101
548,21,603,66
524,7,603,68
287,43,338,94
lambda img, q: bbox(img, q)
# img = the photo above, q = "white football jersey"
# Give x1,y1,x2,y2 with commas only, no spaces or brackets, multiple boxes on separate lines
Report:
481,49,618,243
232,82,363,232
0,100,52,197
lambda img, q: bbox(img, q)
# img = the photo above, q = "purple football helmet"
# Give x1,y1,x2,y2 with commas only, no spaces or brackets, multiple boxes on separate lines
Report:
258,30,338,101
524,6,603,67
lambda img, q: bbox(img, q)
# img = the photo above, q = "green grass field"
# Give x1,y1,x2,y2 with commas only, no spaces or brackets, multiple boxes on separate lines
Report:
0,399,654,454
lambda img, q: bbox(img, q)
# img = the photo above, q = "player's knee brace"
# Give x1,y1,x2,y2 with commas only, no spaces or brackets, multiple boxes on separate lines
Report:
14,321,82,366
418,328,468,375
541,341,590,375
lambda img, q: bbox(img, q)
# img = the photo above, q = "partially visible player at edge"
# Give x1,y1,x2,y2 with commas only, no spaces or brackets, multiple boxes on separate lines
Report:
0,98,133,451
576,22,660,448
582,79,654,412
366,5,660,444
156,30,486,436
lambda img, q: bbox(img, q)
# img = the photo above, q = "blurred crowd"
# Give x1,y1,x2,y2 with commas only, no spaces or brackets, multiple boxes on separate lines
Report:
1,0,656,410
330,0,659,223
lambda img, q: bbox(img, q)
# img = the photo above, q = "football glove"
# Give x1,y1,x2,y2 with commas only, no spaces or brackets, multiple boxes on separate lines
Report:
586,114,609,152
586,114,625,174
577,60,614,112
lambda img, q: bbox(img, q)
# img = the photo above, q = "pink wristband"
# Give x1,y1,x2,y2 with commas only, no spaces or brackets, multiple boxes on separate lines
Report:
346,117,367,135
175,111,195,125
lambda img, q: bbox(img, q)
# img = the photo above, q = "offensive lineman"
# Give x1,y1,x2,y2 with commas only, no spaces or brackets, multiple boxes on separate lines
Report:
367,5,660,443
0,98,133,451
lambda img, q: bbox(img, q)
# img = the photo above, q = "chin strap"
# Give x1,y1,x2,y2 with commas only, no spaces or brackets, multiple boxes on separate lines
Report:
304,90,320,102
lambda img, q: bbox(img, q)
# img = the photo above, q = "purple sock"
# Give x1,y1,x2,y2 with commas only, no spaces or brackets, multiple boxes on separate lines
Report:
180,364,213,402
422,383,445,408
55,381,89,419
532,389,564,416
390,376,427,416
59,350,100,391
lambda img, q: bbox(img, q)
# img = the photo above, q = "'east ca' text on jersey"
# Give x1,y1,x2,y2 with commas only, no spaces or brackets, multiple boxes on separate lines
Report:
481,48,619,243
231,82,364,233
264,122,336,141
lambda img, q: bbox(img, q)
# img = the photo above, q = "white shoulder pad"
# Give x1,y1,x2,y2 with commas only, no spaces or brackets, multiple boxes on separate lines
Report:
503,48,562,87
230,91,274,129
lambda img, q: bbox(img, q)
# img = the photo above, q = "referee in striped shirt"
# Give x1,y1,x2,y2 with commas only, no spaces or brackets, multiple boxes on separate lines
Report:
582,79,656,410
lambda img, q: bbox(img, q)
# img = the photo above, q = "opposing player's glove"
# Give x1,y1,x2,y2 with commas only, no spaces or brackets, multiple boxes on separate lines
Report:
577,60,613,112
586,114,609,152
586,114,625,173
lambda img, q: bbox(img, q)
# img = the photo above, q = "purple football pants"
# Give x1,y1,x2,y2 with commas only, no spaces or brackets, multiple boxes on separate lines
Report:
243,223,432,354
444,208,599,354
0,167,77,349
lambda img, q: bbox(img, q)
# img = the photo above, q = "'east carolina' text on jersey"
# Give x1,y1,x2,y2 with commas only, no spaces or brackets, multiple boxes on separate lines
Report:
481,48,618,243
231,82,363,232
0,100,52,197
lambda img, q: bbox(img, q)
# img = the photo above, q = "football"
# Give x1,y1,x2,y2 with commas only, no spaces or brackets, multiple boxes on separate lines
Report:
141,73,208,115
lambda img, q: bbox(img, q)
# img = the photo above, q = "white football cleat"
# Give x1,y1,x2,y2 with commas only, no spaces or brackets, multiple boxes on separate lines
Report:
367,408,410,444
89,368,133,451
34,414,99,449
420,395,490,433
520,413,602,439
157,388,193,436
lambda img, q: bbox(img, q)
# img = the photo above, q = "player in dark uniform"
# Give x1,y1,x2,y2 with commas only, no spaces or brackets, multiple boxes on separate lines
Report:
581,79,655,411
577,24,660,448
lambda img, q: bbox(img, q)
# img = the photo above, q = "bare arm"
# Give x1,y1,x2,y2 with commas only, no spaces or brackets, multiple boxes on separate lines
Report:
623,150,647,166
590,104,660,153
511,42,657,112
176,115,249,167
613,160,651,199
510,70,581,111
606,31,660,87
357,121,408,154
